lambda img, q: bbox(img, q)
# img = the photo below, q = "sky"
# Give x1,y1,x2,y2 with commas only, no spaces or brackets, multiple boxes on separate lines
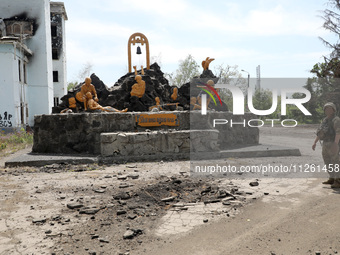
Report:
62,0,337,88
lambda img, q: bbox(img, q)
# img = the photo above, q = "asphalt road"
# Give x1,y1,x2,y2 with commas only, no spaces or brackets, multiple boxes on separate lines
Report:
140,125,340,255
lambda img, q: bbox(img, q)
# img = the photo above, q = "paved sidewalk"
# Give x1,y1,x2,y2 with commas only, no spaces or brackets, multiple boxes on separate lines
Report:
4,143,300,167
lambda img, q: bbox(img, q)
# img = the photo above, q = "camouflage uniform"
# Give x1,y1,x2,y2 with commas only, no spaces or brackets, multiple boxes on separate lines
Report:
319,113,340,182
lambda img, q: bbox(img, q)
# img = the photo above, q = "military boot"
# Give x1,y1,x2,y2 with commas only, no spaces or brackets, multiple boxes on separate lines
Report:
322,178,334,185
331,179,340,188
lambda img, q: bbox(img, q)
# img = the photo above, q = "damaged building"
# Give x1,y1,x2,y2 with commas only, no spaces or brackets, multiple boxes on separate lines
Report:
0,0,67,131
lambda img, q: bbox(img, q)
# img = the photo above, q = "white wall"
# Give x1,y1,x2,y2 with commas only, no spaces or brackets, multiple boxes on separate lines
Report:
0,43,24,129
60,14,67,95
0,0,53,127
53,42,67,100
51,3,68,101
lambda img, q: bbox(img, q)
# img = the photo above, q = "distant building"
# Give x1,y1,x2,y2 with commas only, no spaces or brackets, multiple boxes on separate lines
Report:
0,0,67,131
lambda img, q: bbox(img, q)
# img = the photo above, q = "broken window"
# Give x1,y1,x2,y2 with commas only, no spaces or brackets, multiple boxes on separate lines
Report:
13,23,22,34
52,48,59,60
20,102,24,125
53,71,59,82
18,60,21,82
23,62,27,84
54,97,59,107
5,20,34,37
51,25,57,37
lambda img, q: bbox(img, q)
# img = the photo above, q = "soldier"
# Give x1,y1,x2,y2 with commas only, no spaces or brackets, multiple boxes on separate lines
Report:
312,102,340,188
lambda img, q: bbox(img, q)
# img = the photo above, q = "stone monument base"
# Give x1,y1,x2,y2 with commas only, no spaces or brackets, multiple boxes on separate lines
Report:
32,111,259,159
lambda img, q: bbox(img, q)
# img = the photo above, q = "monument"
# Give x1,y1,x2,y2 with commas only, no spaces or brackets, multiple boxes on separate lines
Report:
33,33,259,160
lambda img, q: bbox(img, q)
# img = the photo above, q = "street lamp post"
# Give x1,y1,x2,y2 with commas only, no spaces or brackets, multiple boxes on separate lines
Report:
241,69,250,112
241,69,250,89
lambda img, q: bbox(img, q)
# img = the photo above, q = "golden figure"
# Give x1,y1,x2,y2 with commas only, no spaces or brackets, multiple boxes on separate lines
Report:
207,79,214,87
68,97,77,109
190,97,201,110
196,79,219,106
86,92,128,112
155,97,161,107
60,108,73,114
171,87,178,101
207,79,218,106
149,97,163,111
202,57,215,70
197,95,211,110
61,97,77,114
75,77,98,110
130,75,146,98
133,65,145,75
149,96,180,111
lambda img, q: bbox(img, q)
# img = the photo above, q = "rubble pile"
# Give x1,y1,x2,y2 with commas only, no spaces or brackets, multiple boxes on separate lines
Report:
51,175,248,254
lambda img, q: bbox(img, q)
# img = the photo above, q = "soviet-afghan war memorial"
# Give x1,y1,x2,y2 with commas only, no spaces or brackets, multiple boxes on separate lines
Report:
2,0,340,254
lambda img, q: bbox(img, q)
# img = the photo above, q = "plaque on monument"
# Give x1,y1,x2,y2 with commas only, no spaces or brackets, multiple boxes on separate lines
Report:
135,113,179,127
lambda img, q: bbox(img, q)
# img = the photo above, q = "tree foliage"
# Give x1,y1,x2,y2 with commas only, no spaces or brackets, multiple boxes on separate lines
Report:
319,0,340,59
214,64,247,111
166,54,200,87
314,0,340,79
299,0,340,123
248,88,282,120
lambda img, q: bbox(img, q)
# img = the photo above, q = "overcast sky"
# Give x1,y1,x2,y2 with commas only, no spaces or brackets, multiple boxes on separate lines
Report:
62,0,336,88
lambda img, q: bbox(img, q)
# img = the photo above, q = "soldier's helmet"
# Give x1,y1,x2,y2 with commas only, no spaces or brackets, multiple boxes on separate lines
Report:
323,102,337,112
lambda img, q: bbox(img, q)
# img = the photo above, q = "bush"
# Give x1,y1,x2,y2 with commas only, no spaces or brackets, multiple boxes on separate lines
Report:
0,128,33,154
0,142,7,150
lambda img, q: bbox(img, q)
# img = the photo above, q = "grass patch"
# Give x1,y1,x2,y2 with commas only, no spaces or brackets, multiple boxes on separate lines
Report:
0,128,33,158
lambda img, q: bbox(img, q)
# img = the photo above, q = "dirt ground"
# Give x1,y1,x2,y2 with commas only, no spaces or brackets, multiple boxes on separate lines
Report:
1,125,340,255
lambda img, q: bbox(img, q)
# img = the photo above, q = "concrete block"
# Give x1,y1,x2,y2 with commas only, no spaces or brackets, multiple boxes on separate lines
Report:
100,129,220,158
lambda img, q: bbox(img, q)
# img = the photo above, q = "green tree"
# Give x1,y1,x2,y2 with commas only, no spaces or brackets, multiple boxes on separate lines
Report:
314,0,340,79
249,88,281,119
214,64,247,111
166,54,200,87
319,0,340,60
214,64,246,90
67,81,79,91
301,0,340,123
311,0,340,80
